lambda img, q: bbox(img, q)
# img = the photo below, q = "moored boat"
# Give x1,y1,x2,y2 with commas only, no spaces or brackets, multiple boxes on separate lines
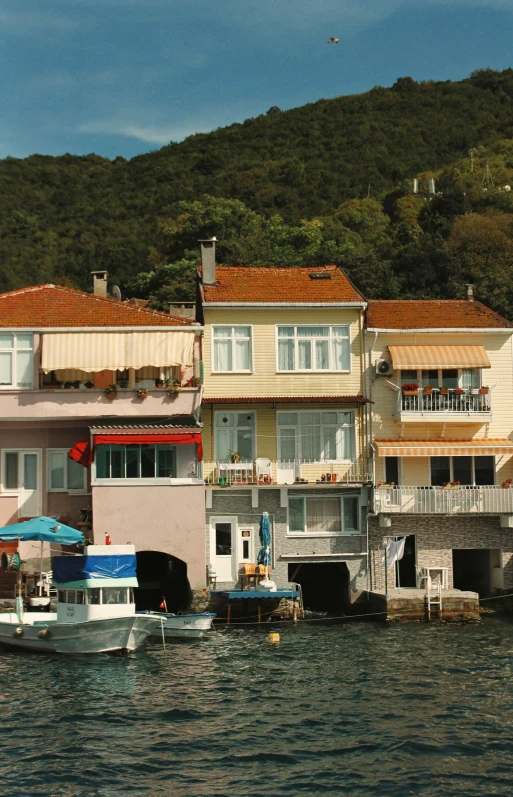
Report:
138,610,216,639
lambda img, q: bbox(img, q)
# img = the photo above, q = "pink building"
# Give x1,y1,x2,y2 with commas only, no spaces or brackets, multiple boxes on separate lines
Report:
0,274,205,609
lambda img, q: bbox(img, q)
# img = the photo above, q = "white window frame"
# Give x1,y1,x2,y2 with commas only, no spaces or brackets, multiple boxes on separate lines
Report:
277,410,355,463
287,493,361,537
92,443,179,484
1,448,41,494
47,449,87,494
214,411,256,462
399,368,482,389
0,333,34,390
276,325,351,373
211,325,253,373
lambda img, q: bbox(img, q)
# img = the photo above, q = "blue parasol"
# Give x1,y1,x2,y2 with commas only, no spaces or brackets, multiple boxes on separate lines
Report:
257,512,272,575
0,517,84,546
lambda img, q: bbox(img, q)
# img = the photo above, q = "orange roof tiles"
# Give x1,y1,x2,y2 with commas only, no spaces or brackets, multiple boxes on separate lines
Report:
367,300,513,329
0,284,198,328
200,265,365,304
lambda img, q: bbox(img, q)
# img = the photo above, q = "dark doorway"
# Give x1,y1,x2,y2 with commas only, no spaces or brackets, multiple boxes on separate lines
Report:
396,535,416,588
288,562,349,611
453,549,491,596
135,551,192,612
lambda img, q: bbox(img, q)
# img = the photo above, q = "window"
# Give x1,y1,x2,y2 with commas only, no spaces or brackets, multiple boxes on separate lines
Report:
277,326,350,372
288,495,359,534
95,444,177,479
47,450,87,492
277,411,355,462
215,412,254,461
213,326,252,372
0,333,33,389
400,368,481,389
430,456,495,486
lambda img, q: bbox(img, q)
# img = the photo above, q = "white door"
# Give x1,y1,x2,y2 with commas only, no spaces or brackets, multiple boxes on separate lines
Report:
210,517,237,583
3,450,42,517
277,425,297,484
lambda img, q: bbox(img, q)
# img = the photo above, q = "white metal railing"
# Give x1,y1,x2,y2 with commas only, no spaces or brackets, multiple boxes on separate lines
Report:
396,388,491,415
374,485,513,514
203,460,370,486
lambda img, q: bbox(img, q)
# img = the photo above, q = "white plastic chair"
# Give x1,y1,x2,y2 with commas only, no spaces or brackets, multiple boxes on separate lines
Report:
255,457,273,483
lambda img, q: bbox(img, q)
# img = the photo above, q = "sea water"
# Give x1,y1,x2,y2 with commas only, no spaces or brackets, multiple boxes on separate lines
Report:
1,620,513,797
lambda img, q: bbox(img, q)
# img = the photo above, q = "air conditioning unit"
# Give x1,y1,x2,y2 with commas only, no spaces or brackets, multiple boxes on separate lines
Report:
376,359,394,377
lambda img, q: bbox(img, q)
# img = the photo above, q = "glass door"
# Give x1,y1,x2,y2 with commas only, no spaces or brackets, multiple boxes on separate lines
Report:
210,517,237,583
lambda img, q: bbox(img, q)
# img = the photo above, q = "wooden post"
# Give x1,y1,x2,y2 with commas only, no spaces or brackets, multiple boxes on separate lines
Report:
227,603,231,625
258,602,261,623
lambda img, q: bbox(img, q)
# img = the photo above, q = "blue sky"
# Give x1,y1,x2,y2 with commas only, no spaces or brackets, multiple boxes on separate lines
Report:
2,0,513,160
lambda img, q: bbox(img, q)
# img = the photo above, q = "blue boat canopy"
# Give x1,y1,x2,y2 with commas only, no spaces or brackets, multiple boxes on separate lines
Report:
53,553,137,585
0,517,84,546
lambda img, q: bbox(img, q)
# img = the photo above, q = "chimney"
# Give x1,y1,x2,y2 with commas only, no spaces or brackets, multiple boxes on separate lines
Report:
199,237,216,285
91,270,108,297
467,284,474,302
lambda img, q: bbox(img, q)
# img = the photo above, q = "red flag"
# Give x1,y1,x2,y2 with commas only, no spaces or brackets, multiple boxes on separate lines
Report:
159,597,168,612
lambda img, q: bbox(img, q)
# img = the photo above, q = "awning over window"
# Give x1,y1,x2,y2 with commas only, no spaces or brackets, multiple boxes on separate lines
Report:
388,345,491,370
42,331,195,373
68,431,203,465
375,438,513,457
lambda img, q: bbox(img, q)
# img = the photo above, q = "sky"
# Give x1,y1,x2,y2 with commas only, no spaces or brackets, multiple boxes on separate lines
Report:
2,0,513,161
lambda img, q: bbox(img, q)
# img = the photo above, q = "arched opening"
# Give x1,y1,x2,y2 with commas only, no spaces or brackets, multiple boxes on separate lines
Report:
135,551,192,612
288,562,350,612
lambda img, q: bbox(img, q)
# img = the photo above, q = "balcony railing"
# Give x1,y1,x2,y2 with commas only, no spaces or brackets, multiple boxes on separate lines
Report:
396,388,491,417
374,485,513,515
203,460,370,486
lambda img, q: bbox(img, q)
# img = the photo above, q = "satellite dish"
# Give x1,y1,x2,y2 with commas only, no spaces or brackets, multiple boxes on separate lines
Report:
111,285,122,301
328,37,339,44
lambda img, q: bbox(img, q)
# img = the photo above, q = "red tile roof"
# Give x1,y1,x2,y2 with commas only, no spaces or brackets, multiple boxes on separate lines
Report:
199,265,365,304
0,284,198,328
366,300,513,329
202,396,371,404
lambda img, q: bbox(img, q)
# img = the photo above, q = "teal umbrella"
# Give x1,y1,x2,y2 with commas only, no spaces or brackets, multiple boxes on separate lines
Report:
257,511,272,578
0,517,84,545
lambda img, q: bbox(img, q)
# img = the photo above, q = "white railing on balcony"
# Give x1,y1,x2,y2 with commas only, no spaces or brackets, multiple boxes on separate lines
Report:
374,485,513,514
396,388,491,416
203,460,371,486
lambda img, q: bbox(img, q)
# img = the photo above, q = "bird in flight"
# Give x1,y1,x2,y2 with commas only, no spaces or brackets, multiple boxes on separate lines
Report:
328,37,339,44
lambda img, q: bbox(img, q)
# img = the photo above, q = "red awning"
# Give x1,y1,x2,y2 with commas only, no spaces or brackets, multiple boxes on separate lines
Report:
68,432,203,465
68,439,93,467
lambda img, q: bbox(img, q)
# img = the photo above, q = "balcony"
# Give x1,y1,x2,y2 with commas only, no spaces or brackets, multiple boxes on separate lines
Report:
374,485,513,515
0,387,201,421
203,459,370,487
395,388,491,422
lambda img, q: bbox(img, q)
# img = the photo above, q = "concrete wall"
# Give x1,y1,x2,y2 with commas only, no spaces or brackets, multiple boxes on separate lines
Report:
368,514,513,591
92,484,206,588
206,486,368,592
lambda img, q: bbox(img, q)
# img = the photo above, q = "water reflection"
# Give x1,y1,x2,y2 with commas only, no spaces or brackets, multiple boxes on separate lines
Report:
0,622,512,796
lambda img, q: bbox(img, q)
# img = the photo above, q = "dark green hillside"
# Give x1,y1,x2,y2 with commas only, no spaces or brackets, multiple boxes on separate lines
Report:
2,68,513,309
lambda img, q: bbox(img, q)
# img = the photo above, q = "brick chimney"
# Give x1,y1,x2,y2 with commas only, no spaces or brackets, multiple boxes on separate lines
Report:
91,271,108,297
199,237,216,285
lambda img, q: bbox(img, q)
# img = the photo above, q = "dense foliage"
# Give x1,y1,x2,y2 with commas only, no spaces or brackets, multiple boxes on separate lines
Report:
3,68,513,317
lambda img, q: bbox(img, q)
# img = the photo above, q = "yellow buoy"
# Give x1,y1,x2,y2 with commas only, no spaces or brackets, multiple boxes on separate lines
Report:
268,632,280,644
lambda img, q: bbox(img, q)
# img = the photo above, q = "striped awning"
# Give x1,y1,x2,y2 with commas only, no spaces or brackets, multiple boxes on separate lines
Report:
41,331,195,373
375,439,513,457
388,345,491,369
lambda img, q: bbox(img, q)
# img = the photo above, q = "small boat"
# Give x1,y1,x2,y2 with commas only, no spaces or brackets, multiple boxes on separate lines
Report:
0,518,161,655
138,610,216,639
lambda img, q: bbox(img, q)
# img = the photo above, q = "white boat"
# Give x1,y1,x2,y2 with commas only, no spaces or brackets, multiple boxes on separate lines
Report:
139,611,216,639
0,528,162,654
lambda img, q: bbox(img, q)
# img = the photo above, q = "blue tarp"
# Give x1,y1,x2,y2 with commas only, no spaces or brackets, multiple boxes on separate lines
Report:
0,517,84,546
53,554,137,584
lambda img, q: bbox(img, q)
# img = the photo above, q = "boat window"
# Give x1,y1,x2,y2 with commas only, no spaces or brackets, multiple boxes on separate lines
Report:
103,587,127,604
128,588,134,603
75,590,84,605
58,590,66,603
67,590,76,604
87,588,101,605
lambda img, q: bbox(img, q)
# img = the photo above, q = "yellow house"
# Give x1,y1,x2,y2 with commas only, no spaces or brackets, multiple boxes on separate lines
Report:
197,243,372,604
366,293,513,595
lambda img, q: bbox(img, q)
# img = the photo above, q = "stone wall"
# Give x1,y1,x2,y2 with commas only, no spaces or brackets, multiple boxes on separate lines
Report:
368,514,513,591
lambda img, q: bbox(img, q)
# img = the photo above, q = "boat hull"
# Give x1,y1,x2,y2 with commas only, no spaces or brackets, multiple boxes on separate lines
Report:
140,611,216,639
0,613,162,654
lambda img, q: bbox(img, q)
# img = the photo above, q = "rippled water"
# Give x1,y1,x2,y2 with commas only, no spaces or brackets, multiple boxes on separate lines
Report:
1,620,513,797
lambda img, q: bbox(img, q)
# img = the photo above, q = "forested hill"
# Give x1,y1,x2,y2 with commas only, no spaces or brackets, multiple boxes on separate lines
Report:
3,68,513,316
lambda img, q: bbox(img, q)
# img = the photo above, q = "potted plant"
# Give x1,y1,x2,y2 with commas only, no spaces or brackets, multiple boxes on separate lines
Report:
165,378,173,388
118,377,129,389
85,381,94,389
401,383,419,395
439,386,450,395
479,386,489,394
72,380,81,389
168,385,181,396
137,388,148,399
64,381,72,389
229,451,241,463
502,478,512,489
105,385,117,399
155,378,164,389
454,387,464,395
423,385,434,395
